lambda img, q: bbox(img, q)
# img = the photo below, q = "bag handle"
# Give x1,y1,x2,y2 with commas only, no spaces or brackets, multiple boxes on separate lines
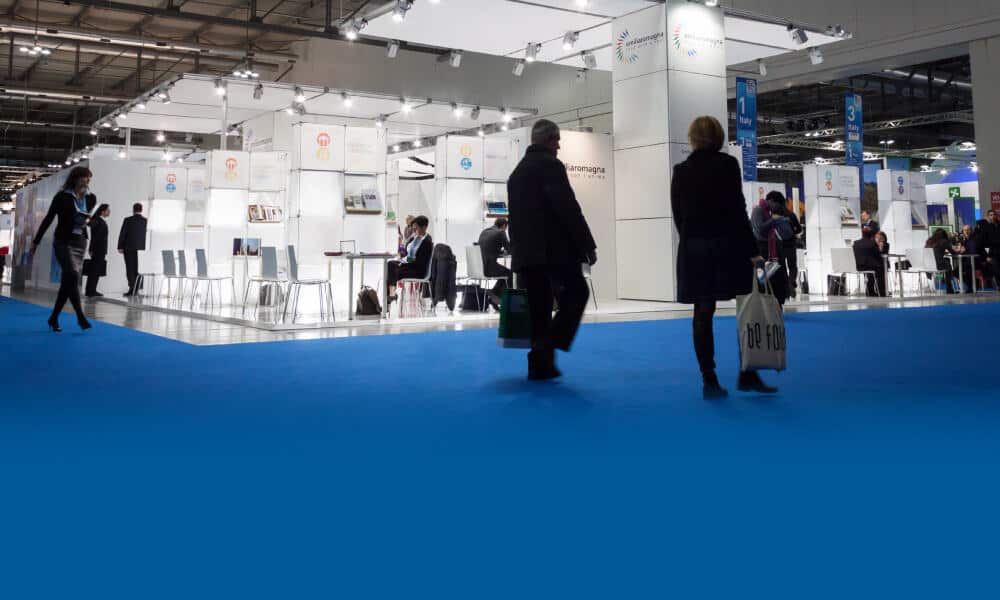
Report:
750,265,777,298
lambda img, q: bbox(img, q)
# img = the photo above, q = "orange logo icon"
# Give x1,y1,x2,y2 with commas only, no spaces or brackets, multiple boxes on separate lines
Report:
459,143,473,157
225,157,238,181
316,132,331,161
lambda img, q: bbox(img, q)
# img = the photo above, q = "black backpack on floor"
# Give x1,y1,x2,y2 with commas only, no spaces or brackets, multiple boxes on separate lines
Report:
356,286,382,316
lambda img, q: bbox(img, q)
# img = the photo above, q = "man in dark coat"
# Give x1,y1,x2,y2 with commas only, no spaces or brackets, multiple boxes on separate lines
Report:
85,203,110,297
860,210,879,234
508,119,597,380
118,202,147,296
478,217,512,308
853,228,886,297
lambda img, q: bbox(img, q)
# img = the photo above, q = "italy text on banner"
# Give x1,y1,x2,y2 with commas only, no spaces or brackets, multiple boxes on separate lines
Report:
736,77,758,183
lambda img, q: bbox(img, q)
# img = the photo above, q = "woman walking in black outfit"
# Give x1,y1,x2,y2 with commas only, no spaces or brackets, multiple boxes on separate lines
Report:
85,203,110,297
671,116,777,399
30,167,95,331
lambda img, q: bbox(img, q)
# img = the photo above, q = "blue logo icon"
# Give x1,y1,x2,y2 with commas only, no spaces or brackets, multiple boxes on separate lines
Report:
165,183,177,193
460,157,472,171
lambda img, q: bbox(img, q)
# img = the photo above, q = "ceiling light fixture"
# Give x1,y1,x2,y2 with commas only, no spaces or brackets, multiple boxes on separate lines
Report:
294,86,306,103
809,47,824,65
392,144,401,152
342,92,353,108
501,109,512,124
400,98,412,113
101,122,112,128
118,150,126,159
941,169,949,176
563,31,579,51
971,162,979,173
345,18,367,40
788,24,809,45
448,50,463,68
501,123,509,132
582,51,597,69
161,91,171,105
136,100,147,110
375,115,386,128
392,0,412,22
253,83,264,100
525,42,540,63
387,40,400,58
451,103,463,118
285,106,295,115
471,106,481,121
512,59,526,77
705,0,719,6
89,128,98,136
156,131,166,143
477,127,486,137
758,60,767,77
575,0,588,7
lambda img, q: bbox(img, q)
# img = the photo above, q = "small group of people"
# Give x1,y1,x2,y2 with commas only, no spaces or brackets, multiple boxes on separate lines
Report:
750,190,802,305
29,166,149,332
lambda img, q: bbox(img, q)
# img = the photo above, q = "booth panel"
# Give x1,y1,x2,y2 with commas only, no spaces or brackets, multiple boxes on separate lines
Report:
614,144,669,221
250,152,289,191
343,215,384,254
186,168,207,228
665,0,727,79
207,151,250,190
612,70,669,151
346,127,380,173
665,69,727,146
295,123,346,172
445,137,484,180
616,218,675,301
611,4,666,83
293,171,344,219
149,199,186,233
150,166,188,200
484,139,517,182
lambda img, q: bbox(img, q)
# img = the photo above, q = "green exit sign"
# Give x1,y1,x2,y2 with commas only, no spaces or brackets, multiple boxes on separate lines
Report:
949,186,961,199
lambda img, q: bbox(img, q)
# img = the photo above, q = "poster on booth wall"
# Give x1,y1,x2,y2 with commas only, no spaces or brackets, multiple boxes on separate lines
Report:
151,166,188,200
484,139,515,182
345,127,379,173
890,171,909,203
297,123,346,172
186,169,207,228
837,166,860,199
207,151,250,190
250,152,288,191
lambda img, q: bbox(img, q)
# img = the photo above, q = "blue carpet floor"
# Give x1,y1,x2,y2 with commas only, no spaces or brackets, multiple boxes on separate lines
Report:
2,296,1000,598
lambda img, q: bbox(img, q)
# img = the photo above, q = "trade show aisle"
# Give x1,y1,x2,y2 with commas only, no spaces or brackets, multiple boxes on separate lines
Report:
2,297,999,597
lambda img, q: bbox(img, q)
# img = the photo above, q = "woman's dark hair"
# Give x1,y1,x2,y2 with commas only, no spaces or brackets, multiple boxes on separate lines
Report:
926,229,949,247
63,166,93,191
875,230,888,244
94,203,110,216
413,215,429,229
765,191,787,213
688,116,725,152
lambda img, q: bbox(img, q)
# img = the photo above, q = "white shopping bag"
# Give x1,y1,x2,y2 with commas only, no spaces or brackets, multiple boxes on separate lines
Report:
736,272,787,372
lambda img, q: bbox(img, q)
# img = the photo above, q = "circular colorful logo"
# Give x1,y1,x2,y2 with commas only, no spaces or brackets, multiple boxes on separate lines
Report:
897,176,905,195
824,169,834,192
673,24,697,57
615,30,639,65
316,132,331,147
165,183,176,193
460,157,473,171
225,157,238,181
460,144,473,157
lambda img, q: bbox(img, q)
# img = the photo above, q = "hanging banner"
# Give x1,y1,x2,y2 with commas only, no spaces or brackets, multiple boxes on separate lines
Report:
845,93,864,197
736,77,758,182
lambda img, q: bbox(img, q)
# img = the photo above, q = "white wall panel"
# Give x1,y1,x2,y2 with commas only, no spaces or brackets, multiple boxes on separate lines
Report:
612,71,669,150
616,218,675,301
614,144,669,220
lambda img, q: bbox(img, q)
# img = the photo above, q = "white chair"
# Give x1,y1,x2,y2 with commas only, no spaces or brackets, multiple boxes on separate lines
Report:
242,246,287,314
582,263,598,310
187,249,236,308
154,250,185,301
399,243,435,317
903,247,948,296
796,249,808,292
282,245,335,323
830,247,879,297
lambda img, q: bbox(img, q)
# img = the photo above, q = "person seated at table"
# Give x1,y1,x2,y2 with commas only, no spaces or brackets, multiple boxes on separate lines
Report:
478,217,512,308
853,227,886,297
964,221,997,288
875,231,890,256
926,229,959,293
861,210,879,233
387,215,433,305
397,214,415,256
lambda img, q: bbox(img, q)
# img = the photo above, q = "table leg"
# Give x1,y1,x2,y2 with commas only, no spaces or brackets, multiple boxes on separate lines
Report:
957,257,964,293
970,257,977,293
382,258,389,320
348,258,355,321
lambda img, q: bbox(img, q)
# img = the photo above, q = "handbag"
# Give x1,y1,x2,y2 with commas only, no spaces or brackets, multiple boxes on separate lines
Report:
497,288,532,349
82,258,107,277
736,271,787,372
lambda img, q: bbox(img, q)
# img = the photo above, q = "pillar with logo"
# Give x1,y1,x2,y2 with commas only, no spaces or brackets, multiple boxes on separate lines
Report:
803,164,862,295
434,135,486,275
612,0,728,301
204,150,251,302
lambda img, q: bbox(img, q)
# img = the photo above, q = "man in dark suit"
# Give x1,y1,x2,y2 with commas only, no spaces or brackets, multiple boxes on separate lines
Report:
478,217,511,308
860,210,879,234
118,202,147,296
508,119,597,380
85,203,110,297
853,227,886,297
386,215,433,304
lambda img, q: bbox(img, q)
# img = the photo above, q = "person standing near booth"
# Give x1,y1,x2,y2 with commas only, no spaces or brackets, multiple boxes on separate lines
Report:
85,204,110,297
118,203,147,297
508,119,597,381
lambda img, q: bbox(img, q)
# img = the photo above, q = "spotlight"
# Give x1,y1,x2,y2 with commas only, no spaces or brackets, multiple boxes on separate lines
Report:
582,51,597,69
73,158,80,163
392,0,412,22
501,109,512,124
65,160,71,166
788,24,808,45
387,40,400,58
562,31,579,51
156,131,166,143
295,104,307,116
575,0,588,6
512,59,526,77
285,106,295,115
101,122,111,128
392,144,400,152
342,93,353,108
451,103,463,118
576,69,587,83
941,169,949,176
118,150,126,159
90,128,98,136
413,139,422,148
375,115,386,128
704,0,719,6
477,127,485,137
809,47,824,65
448,50,463,68
136,100,147,110
758,60,767,76
400,98,412,113
525,42,540,63
971,163,979,173
253,83,264,100
161,91,171,105
501,123,509,132
162,149,171,162
470,106,481,121
177,156,185,164
345,18,367,40
294,86,306,103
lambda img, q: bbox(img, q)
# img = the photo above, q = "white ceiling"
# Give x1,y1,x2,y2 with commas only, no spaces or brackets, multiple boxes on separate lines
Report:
364,0,843,71
109,75,533,143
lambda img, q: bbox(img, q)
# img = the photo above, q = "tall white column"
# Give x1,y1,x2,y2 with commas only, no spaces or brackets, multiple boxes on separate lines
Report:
971,37,1000,216
612,0,728,301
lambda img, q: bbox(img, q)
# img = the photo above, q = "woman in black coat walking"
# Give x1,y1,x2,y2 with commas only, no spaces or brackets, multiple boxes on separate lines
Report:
85,203,110,297
30,166,94,331
671,116,777,398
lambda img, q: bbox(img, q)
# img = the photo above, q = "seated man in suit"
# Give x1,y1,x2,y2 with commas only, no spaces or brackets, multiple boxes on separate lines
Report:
861,210,879,234
386,215,433,305
478,217,512,308
853,227,886,297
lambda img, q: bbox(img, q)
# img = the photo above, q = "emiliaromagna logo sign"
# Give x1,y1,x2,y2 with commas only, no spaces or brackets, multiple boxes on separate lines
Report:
565,163,607,180
615,29,665,65
672,22,724,57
